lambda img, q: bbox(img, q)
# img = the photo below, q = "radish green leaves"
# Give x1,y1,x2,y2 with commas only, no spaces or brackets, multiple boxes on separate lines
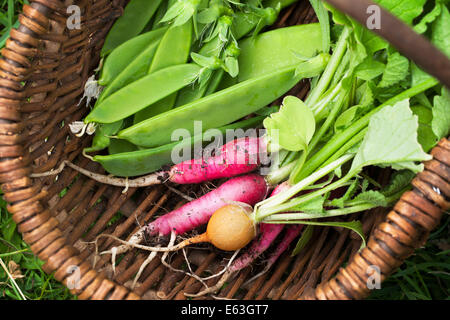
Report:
263,96,316,152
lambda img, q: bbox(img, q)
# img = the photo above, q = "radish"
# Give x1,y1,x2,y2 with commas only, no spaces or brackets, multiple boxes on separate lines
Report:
32,136,268,189
104,173,269,256
183,182,302,297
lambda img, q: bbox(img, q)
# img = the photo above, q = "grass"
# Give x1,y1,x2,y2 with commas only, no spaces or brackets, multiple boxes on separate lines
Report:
367,214,450,300
0,196,77,300
0,0,28,47
0,0,449,301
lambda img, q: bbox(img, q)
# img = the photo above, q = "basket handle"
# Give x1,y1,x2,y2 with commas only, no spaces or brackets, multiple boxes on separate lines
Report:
323,0,450,89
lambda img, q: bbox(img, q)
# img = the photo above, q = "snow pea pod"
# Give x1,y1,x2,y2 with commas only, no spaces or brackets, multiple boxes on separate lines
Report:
235,24,322,81
101,0,163,56
94,116,265,177
85,64,202,124
118,53,330,148
134,21,194,123
83,121,124,154
98,27,168,87
108,139,139,155
218,23,322,89
98,35,164,103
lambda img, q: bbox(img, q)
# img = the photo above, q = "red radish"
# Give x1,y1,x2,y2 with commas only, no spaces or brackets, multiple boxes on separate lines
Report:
184,182,302,297
265,224,303,268
109,174,269,255
147,174,267,236
169,136,267,184
241,224,304,286
32,136,268,188
226,182,291,270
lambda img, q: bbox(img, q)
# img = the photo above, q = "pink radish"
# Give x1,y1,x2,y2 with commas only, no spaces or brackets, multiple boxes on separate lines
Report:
169,136,267,184
108,174,269,255
183,182,303,297
33,136,268,188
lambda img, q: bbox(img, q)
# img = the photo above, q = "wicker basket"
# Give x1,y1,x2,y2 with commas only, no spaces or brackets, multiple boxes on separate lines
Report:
0,0,448,300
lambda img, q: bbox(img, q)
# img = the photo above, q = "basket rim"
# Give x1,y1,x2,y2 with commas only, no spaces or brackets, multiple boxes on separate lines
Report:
0,0,448,300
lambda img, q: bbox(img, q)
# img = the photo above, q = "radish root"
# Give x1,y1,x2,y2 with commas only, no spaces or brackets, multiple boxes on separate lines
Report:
30,160,165,187
184,269,234,298
132,247,159,290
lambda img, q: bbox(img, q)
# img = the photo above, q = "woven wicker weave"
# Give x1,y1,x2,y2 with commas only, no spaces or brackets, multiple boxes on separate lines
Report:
0,0,448,300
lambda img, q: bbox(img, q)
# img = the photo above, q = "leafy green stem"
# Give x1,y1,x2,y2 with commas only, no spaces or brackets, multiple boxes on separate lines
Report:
305,26,350,107
294,78,439,182
253,153,354,221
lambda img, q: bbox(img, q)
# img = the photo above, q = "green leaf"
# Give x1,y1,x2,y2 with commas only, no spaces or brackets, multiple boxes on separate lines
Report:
334,106,359,132
291,225,314,256
432,88,450,140
197,7,219,24
291,194,326,213
381,170,415,197
263,96,316,152
160,0,200,26
330,178,359,208
350,99,432,174
411,105,439,152
1,216,17,242
373,0,427,26
355,58,386,81
352,190,388,207
356,81,375,107
224,56,239,77
322,2,351,26
431,3,450,58
277,220,367,250
411,63,433,87
378,52,410,88
414,1,442,34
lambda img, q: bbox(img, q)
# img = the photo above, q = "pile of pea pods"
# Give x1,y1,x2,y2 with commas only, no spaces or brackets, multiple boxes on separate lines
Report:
81,0,327,177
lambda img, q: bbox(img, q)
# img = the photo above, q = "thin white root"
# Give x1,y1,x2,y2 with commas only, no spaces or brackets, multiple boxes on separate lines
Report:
242,264,271,287
30,160,164,188
122,177,129,194
99,227,147,256
160,231,176,268
30,161,66,178
166,185,195,202
184,269,234,298
111,247,118,275
100,236,197,254
132,247,159,290
183,250,241,298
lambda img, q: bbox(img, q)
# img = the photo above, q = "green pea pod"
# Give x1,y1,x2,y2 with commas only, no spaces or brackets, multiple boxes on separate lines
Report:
134,21,194,124
174,69,223,107
236,24,322,81
218,23,322,89
101,0,163,57
83,121,124,154
85,64,202,124
149,21,193,73
150,0,170,30
108,139,139,155
118,54,330,148
94,116,265,177
98,36,164,103
98,27,168,87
